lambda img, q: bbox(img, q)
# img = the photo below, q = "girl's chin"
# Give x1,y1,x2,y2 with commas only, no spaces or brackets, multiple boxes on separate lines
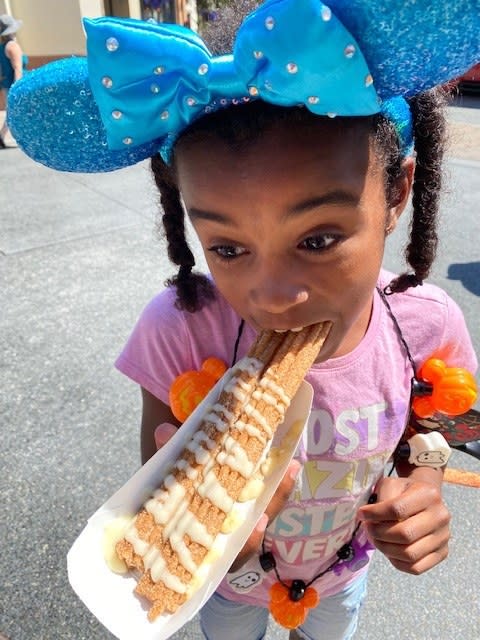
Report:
313,341,334,364
314,326,349,362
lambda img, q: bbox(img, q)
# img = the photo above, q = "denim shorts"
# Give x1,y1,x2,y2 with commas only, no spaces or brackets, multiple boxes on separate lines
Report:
199,572,368,640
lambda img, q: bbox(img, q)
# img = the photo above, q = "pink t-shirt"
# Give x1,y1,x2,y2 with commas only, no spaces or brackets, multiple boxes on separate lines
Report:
115,270,477,606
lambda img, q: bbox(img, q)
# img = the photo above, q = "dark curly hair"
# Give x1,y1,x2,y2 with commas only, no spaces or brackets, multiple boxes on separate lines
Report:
151,2,448,312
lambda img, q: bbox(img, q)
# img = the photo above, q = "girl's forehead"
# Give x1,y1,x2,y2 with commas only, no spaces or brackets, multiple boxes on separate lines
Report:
176,116,375,189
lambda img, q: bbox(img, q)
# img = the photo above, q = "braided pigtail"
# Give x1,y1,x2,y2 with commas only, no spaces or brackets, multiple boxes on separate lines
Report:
387,87,447,294
151,154,215,312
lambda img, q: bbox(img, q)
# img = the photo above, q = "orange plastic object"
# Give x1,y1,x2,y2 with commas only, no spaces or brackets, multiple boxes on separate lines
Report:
269,582,320,630
412,358,477,419
169,357,227,423
201,356,228,381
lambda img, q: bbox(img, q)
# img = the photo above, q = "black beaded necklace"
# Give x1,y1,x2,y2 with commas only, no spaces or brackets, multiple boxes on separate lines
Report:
259,492,377,602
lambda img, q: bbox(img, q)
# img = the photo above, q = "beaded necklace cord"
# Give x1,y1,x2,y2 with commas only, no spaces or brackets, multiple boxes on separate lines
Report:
231,318,245,367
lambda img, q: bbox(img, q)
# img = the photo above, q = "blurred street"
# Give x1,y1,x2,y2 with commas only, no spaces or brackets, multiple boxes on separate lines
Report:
1,94,479,640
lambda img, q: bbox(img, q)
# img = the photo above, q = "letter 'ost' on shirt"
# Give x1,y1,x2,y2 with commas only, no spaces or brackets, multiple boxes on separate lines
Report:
115,269,477,606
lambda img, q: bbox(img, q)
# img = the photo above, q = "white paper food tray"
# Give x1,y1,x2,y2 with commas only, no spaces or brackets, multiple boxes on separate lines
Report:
68,376,313,640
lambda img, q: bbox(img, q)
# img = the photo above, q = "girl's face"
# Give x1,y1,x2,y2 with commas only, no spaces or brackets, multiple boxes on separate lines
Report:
175,118,412,362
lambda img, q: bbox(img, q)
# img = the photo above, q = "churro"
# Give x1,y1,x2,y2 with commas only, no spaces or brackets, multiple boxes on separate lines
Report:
114,322,331,621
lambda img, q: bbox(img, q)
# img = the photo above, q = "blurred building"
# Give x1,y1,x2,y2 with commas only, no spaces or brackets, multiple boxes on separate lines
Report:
0,0,198,68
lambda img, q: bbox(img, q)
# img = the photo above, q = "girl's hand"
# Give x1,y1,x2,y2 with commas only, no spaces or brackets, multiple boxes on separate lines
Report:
153,423,300,573
358,473,451,575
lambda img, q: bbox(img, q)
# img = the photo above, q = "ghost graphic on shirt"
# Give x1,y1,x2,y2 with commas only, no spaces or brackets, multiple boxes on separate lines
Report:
229,571,262,592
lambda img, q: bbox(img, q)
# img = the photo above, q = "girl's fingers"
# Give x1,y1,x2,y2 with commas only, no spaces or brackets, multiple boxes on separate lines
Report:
364,505,451,545
384,542,450,575
154,422,178,449
367,524,450,562
359,479,441,523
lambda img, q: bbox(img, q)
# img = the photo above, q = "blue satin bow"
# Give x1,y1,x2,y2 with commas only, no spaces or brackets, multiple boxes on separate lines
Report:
85,0,409,163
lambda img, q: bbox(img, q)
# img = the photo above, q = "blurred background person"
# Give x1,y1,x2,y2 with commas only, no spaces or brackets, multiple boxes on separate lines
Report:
0,14,24,148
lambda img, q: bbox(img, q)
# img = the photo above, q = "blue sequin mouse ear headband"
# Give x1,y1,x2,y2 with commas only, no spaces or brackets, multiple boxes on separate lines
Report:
8,0,480,172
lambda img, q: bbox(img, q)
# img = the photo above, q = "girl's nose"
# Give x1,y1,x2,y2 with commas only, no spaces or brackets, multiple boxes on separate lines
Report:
250,267,309,315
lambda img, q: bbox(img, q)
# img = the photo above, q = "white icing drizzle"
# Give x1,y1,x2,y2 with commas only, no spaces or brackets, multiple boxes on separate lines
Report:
125,524,150,556
198,469,234,512
161,456,214,535
143,545,160,570
206,414,229,433
164,473,177,489
152,486,168,500
235,357,263,376
150,557,167,584
259,377,290,406
190,443,210,465
252,388,278,406
234,418,265,442
151,559,187,593
243,404,272,437
172,510,214,548
175,458,199,480
210,404,234,422
229,385,249,404
216,435,255,477
144,546,189,593
204,408,231,433
145,476,186,524
169,533,197,575
189,430,216,450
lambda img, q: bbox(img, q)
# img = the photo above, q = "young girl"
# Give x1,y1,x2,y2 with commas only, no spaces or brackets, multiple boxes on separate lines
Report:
7,1,479,639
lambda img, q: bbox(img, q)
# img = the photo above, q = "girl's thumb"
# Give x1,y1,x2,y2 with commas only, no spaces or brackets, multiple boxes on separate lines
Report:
154,422,178,449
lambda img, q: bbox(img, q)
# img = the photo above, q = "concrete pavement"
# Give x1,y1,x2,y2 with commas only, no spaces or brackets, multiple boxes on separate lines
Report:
1,97,479,640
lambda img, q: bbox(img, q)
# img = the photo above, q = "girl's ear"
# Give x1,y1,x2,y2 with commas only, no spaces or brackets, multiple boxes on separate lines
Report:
385,156,415,235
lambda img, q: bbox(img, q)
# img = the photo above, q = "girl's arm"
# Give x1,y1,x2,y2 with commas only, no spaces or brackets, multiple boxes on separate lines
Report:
5,40,23,82
140,387,180,465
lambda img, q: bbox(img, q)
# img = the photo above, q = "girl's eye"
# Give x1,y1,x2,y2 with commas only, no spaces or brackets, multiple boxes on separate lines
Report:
208,244,247,259
299,234,338,252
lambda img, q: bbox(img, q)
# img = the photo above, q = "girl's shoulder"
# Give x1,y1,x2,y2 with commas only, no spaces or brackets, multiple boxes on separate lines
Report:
379,269,452,307
134,282,255,365
379,269,463,327
140,282,239,333
378,269,477,371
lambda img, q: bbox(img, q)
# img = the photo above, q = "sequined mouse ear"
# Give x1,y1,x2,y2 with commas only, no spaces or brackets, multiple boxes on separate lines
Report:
328,0,480,99
7,57,160,173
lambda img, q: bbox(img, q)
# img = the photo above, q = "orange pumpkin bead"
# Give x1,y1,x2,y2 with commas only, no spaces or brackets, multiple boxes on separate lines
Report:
201,357,228,381
269,582,320,629
417,358,446,384
413,358,477,419
169,358,227,422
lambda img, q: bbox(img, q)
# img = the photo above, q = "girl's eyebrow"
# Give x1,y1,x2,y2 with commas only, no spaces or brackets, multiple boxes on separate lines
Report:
290,191,360,216
188,208,234,224
188,190,359,224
